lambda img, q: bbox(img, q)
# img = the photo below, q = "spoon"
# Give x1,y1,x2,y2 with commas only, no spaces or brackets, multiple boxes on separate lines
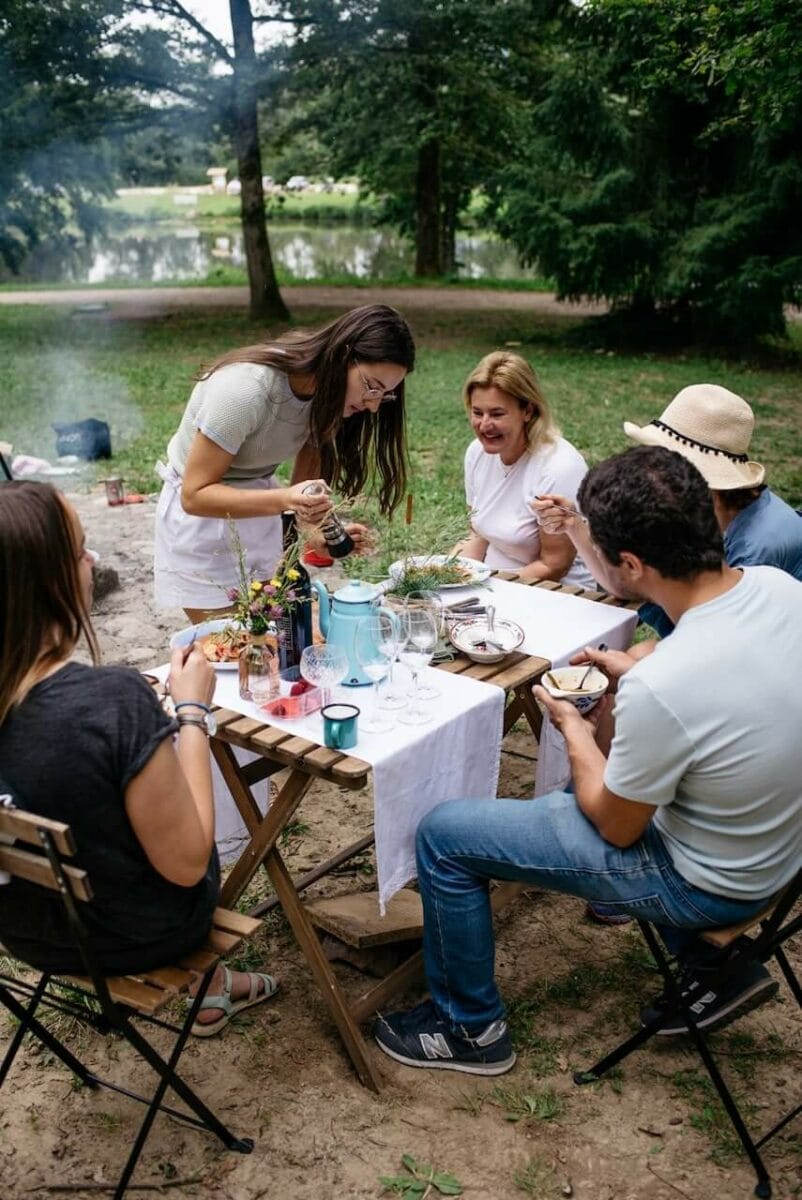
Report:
532,496,589,524
481,604,507,652
577,642,607,689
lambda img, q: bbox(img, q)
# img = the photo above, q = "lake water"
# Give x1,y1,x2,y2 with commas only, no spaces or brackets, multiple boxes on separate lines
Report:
4,222,533,285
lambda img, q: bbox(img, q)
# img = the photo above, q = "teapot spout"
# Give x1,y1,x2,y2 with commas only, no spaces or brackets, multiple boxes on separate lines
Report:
312,578,330,639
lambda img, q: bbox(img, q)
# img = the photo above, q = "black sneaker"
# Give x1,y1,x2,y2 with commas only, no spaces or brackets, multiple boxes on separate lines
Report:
641,960,778,1037
374,999,516,1075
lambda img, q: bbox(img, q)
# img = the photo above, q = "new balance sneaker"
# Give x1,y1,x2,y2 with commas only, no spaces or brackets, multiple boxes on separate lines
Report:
373,999,516,1075
641,960,778,1037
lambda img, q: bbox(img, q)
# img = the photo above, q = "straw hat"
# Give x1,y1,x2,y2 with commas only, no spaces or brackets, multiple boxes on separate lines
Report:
623,384,765,490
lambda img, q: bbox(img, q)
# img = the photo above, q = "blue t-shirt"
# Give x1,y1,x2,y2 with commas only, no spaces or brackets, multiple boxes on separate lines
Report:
639,488,802,637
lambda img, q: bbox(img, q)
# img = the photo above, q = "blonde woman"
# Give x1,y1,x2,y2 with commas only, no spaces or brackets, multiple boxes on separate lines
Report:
457,352,595,586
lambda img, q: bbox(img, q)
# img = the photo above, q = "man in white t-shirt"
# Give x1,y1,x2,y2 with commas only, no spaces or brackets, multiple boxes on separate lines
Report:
374,446,802,1076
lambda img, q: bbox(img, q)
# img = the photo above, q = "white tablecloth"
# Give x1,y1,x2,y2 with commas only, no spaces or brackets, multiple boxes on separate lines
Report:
152,663,505,913
443,579,638,794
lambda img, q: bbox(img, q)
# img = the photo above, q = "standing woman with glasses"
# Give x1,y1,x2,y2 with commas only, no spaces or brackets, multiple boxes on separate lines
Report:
154,304,415,620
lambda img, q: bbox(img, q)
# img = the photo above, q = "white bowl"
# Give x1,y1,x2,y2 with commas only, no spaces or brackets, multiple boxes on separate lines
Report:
449,617,524,664
170,619,247,670
541,665,608,713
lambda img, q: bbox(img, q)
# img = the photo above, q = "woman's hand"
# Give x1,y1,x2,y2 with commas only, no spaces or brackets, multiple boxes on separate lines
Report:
285,480,333,523
344,522,373,554
168,643,215,708
530,493,583,537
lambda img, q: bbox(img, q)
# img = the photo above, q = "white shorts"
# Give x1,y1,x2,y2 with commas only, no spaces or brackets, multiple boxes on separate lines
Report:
153,462,283,610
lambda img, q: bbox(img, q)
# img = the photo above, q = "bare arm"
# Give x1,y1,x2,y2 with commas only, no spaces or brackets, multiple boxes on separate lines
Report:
291,438,322,484
515,527,577,583
181,432,332,523
453,531,489,561
535,686,656,847
530,494,610,589
124,646,216,888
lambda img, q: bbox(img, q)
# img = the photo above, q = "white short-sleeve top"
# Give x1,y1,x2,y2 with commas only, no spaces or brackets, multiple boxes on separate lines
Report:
167,362,313,482
464,436,596,588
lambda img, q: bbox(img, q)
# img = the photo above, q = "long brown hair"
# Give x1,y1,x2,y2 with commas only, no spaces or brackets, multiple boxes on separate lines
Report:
200,304,415,514
0,482,99,725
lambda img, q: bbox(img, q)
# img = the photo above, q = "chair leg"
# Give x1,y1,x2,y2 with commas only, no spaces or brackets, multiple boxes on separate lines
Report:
0,981,98,1090
112,969,252,1200
772,946,802,1008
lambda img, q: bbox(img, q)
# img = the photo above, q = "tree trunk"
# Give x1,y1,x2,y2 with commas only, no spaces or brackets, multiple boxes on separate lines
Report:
229,0,288,321
415,139,442,277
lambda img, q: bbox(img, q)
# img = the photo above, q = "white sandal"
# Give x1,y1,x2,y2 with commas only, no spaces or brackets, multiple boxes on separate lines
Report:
190,966,279,1038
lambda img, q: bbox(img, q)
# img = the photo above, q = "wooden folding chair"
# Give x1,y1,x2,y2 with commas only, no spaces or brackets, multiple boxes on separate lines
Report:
0,799,261,1199
574,871,802,1198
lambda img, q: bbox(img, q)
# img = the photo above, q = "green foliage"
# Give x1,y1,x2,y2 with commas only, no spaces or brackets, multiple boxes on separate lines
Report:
512,1157,560,1197
491,0,802,343
380,1154,463,1197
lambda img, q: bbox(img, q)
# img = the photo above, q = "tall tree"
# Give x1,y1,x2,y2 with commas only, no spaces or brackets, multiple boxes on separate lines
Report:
131,0,288,319
288,1,562,277
491,0,802,342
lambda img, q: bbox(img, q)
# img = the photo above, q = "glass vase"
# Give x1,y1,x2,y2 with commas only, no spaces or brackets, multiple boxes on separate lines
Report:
238,627,279,703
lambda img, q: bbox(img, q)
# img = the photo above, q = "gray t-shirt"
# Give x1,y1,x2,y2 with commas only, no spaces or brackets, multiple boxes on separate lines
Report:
605,566,802,900
167,361,313,482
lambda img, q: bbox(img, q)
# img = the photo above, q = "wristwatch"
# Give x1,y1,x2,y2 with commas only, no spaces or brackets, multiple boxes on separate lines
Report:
176,711,217,737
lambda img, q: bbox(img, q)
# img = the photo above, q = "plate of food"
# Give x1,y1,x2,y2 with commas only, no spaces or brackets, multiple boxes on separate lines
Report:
170,619,250,670
387,554,492,592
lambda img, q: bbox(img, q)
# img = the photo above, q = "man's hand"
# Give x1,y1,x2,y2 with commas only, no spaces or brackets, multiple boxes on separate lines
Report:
530,493,583,537
568,643,642,683
535,685,610,739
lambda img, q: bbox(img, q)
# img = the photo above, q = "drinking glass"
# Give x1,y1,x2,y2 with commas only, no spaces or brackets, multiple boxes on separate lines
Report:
404,590,443,700
398,609,438,726
355,617,395,734
300,644,348,706
373,607,408,710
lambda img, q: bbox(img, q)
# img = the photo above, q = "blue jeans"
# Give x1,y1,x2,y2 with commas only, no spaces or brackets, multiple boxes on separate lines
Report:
415,792,768,1032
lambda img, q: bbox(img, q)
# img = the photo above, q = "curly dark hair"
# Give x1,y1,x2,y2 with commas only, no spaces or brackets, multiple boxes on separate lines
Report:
578,446,724,580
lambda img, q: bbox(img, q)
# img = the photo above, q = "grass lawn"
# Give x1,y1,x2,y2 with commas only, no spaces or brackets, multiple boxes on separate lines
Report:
3,303,801,574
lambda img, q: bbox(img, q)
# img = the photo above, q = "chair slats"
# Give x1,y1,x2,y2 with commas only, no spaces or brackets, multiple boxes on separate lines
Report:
212,907,261,938
0,808,76,856
0,845,92,901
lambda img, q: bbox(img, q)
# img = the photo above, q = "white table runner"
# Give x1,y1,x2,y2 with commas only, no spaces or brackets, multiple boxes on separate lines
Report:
152,663,504,912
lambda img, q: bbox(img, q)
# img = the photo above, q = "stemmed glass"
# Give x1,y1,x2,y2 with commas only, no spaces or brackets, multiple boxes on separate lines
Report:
404,590,443,700
398,608,438,726
300,644,348,707
355,616,395,734
373,607,408,710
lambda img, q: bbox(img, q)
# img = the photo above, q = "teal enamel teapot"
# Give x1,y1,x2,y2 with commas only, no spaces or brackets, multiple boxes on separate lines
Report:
312,579,382,686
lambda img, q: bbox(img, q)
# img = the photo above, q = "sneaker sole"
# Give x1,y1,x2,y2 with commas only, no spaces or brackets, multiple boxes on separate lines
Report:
654,978,779,1037
375,1035,517,1076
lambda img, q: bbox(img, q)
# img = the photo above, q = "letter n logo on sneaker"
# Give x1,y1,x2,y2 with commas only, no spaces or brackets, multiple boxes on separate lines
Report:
419,1032,453,1060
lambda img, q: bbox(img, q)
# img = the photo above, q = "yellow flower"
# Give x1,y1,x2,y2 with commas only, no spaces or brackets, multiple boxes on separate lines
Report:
286,569,300,581
269,578,280,588
250,580,263,593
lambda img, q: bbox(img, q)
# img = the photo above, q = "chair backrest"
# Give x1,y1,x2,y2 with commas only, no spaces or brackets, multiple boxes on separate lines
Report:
0,805,93,902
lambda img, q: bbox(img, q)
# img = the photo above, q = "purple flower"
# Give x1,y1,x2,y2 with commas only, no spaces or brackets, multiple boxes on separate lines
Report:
249,602,263,616
227,587,239,602
269,605,284,620
264,584,277,597
285,589,296,603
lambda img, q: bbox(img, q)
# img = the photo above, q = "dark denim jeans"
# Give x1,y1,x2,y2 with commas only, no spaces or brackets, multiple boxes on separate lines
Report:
415,792,767,1031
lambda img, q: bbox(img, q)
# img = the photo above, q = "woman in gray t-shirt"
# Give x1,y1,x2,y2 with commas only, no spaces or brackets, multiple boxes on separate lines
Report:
154,304,415,616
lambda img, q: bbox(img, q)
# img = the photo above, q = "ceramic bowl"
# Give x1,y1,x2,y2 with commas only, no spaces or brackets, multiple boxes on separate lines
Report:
170,619,247,671
540,665,608,713
449,617,524,664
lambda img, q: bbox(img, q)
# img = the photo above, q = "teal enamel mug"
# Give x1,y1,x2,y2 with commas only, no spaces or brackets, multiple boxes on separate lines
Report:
321,703,360,750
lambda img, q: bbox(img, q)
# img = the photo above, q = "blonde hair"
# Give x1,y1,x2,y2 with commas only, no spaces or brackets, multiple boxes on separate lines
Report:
462,351,559,453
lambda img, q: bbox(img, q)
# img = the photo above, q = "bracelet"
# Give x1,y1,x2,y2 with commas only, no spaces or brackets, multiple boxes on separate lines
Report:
176,715,210,737
174,701,211,714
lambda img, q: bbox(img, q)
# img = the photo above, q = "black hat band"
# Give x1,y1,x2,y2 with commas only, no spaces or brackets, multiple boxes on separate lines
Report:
651,419,749,463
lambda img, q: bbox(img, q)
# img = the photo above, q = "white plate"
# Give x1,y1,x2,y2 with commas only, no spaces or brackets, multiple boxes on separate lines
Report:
170,619,247,671
387,554,492,590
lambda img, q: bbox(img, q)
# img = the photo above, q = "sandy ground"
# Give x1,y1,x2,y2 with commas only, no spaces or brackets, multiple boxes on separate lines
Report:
1,490,800,1200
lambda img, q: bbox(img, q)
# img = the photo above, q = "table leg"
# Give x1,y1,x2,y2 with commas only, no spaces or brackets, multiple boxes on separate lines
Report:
250,832,376,918
509,682,544,742
264,847,384,1093
211,740,265,836
219,767,313,908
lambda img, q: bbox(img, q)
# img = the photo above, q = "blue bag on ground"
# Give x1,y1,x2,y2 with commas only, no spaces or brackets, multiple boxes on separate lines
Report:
52,419,111,460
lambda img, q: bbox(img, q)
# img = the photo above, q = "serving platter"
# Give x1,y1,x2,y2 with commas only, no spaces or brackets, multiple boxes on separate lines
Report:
170,619,247,671
387,554,492,590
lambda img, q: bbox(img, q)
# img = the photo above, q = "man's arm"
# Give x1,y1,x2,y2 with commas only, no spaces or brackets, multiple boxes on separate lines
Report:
534,688,657,847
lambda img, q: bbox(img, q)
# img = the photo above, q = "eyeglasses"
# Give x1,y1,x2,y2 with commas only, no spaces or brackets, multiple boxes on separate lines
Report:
355,362,397,405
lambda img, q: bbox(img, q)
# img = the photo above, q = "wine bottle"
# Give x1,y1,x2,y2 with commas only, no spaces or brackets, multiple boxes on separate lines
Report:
278,510,313,669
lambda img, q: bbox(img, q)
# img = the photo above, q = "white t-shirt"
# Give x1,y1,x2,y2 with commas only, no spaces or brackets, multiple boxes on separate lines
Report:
167,362,312,482
605,567,802,900
464,436,595,588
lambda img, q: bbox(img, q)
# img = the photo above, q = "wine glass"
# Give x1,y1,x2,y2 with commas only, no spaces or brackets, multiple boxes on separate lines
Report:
404,590,443,700
300,644,348,706
355,616,395,734
373,607,408,710
398,608,438,726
